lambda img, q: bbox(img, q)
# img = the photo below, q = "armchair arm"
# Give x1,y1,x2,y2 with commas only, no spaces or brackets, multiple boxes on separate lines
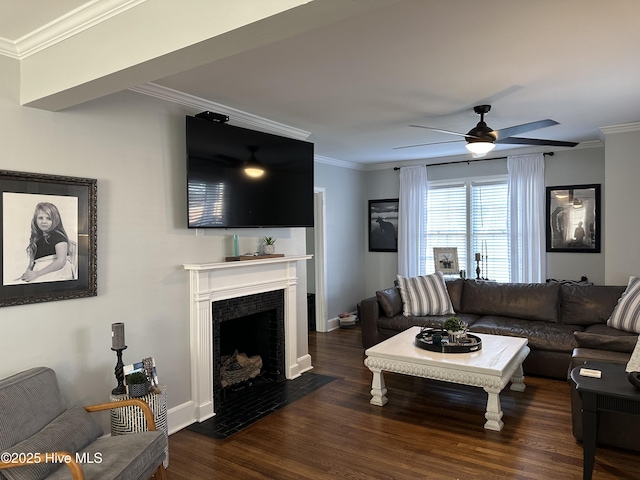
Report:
85,398,157,430
0,450,85,480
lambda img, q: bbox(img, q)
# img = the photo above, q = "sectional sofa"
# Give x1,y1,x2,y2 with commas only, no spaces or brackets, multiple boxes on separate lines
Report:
360,278,637,380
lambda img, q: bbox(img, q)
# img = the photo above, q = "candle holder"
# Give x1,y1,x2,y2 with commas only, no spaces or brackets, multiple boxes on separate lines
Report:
476,256,482,279
111,346,128,395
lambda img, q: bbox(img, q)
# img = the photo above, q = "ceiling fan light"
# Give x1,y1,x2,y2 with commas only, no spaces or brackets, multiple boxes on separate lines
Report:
465,141,495,155
244,146,265,178
244,165,264,178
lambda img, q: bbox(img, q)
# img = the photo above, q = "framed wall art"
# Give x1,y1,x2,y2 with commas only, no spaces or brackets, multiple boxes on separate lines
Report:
0,170,97,306
368,199,398,252
433,247,459,274
546,184,600,253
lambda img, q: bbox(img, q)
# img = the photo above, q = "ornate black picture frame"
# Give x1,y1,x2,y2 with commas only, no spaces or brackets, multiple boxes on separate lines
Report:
546,183,600,253
368,198,398,252
0,170,97,306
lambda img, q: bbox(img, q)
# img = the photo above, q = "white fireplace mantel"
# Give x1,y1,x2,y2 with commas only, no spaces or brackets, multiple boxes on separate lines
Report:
184,255,312,421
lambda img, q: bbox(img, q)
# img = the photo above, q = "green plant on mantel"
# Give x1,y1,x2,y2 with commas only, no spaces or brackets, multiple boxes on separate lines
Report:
263,237,276,245
443,316,466,333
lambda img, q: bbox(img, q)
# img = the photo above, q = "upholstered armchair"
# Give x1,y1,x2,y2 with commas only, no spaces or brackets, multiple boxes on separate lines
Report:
0,366,167,480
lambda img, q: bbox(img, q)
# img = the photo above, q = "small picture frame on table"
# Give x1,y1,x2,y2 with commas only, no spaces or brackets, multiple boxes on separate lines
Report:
433,247,459,274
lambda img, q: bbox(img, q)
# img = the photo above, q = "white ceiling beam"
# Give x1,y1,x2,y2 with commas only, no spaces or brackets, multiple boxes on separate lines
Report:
20,0,401,111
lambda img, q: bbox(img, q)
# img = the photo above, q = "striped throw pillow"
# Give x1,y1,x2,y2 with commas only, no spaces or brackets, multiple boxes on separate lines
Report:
396,271,454,316
607,276,640,334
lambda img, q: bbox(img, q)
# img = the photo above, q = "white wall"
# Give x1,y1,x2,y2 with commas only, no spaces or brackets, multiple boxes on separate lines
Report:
0,62,309,433
364,168,400,294
313,162,366,318
603,126,640,284
544,148,606,284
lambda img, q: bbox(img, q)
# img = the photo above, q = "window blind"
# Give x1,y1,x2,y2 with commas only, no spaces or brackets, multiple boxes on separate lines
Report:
425,178,510,282
471,182,509,282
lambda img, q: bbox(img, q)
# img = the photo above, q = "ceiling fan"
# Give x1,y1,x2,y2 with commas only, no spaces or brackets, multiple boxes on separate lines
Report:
398,105,578,156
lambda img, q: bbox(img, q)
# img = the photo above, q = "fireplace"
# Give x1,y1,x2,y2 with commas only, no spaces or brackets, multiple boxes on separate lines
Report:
184,255,312,422
213,290,285,406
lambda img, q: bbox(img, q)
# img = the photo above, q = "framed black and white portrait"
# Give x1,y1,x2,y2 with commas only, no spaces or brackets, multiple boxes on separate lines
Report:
546,184,600,253
368,199,398,252
0,170,97,306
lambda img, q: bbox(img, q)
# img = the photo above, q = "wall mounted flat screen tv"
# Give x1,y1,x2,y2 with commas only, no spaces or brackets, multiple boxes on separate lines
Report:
186,115,314,228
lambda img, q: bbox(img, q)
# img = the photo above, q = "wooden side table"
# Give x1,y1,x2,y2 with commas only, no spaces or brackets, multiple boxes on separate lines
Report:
570,362,640,480
110,385,168,468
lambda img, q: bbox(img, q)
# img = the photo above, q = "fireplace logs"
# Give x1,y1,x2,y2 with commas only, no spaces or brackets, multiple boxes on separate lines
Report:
220,350,263,388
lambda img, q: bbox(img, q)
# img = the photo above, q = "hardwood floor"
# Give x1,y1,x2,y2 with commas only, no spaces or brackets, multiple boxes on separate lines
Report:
167,325,639,479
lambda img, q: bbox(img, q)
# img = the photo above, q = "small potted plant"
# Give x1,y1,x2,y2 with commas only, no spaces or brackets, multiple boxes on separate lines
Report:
126,371,150,398
263,237,276,255
443,316,467,344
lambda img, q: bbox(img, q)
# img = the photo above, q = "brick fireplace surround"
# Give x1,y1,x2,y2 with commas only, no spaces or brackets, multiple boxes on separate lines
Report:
184,255,312,422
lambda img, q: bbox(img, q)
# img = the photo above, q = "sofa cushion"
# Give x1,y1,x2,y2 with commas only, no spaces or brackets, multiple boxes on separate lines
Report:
469,316,579,352
461,280,560,323
377,313,480,335
0,367,67,452
607,276,640,333
445,278,464,313
3,406,103,480
46,431,166,480
574,331,638,354
560,284,626,326
396,272,454,316
375,287,403,317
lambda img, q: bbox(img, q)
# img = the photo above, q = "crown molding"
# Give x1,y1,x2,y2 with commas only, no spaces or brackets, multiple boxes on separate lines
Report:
314,155,364,170
0,0,145,59
600,122,640,135
130,82,311,141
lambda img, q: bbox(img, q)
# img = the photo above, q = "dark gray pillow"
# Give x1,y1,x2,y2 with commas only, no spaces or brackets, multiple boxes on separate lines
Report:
4,406,103,480
376,287,403,317
574,331,638,354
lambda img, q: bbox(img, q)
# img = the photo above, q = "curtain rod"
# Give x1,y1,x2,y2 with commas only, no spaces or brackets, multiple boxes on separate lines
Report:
393,152,554,170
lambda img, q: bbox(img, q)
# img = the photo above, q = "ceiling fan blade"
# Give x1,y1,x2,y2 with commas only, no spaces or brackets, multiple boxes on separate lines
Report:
496,137,579,147
493,119,559,140
393,139,463,150
409,125,470,138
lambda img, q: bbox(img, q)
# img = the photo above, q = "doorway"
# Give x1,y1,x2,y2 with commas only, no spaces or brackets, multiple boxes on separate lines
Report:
307,188,328,332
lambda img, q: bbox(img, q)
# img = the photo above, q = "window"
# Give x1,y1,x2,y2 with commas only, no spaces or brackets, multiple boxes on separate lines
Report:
424,177,510,282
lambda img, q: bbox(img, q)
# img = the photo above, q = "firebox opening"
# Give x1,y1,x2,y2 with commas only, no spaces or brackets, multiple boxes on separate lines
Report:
220,310,274,379
212,290,285,408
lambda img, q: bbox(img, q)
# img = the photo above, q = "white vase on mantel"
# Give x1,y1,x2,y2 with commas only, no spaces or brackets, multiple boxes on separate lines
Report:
264,244,275,255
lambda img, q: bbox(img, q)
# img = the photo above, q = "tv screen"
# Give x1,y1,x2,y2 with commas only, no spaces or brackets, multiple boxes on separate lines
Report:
186,115,314,228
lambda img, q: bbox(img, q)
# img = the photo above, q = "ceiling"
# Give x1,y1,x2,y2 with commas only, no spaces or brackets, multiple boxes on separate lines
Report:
3,0,640,167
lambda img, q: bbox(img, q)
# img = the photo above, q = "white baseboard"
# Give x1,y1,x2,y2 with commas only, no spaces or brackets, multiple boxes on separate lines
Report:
167,400,201,435
297,353,313,374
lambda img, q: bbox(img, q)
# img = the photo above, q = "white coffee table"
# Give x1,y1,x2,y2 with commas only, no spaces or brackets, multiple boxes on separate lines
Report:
364,327,530,431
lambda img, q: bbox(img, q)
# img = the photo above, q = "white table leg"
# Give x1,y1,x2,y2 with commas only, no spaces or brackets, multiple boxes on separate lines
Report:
483,386,504,431
369,367,388,406
510,363,526,392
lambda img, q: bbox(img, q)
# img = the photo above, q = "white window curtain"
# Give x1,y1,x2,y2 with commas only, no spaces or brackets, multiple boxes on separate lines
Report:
507,153,546,283
398,166,428,277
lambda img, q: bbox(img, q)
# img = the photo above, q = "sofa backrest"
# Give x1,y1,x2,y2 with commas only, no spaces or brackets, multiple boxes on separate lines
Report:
0,367,66,452
445,278,464,313
560,284,626,325
460,279,560,322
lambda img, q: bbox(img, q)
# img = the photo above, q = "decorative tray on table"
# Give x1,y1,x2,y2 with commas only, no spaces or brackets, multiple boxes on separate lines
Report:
414,327,482,353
